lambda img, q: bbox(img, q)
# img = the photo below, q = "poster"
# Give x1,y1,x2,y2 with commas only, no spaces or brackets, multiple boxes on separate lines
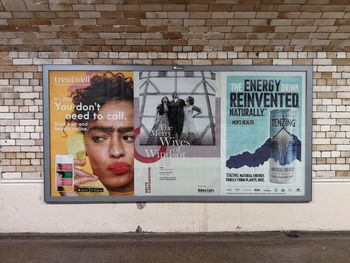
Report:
44,65,311,202
221,71,308,197
134,70,220,196
46,69,135,198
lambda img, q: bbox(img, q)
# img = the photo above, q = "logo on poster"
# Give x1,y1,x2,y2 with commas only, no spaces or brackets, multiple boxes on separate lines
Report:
54,76,91,84
197,188,214,193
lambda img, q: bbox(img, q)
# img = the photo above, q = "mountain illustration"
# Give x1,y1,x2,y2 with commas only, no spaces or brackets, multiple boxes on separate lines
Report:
226,127,301,169
270,127,301,166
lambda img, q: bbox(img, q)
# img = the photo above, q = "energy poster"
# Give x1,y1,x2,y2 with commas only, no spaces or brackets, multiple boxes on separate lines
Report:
221,71,310,199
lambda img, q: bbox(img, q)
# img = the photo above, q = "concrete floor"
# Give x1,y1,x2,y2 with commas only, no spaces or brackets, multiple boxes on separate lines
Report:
1,232,350,263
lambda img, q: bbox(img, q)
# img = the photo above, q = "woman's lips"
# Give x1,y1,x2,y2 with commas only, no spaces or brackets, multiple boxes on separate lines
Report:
107,162,131,175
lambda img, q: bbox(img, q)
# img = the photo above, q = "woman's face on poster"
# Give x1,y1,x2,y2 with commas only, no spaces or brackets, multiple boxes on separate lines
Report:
84,100,134,194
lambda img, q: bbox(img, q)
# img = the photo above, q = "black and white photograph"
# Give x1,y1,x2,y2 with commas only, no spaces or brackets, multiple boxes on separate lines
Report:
137,71,217,146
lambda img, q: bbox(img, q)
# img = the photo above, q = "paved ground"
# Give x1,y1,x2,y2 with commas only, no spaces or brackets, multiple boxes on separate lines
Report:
1,232,350,263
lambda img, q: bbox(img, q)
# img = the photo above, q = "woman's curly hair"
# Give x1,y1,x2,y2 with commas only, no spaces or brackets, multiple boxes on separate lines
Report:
67,72,133,133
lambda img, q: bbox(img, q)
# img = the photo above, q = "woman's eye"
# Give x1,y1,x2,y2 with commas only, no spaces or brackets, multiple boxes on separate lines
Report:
122,135,134,142
91,136,106,143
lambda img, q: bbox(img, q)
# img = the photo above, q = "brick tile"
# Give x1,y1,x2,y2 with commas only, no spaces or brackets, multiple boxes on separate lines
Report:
79,12,101,19
1,0,27,12
296,25,317,32
337,25,350,32
141,18,162,26
184,19,205,26
212,12,233,19
146,12,167,19
205,19,227,26
105,39,125,45
292,19,314,26
115,4,139,12
324,5,348,12
332,59,350,65
189,12,211,19
329,32,349,39
95,4,118,12
309,33,330,39
33,12,55,19
249,39,270,45
123,11,146,19
74,18,97,26
73,5,95,11
234,12,256,19
300,4,324,12
277,5,300,12
168,12,189,19
231,4,256,12
145,26,166,34
192,59,212,65
167,25,188,32
99,32,121,39
30,19,52,25
163,4,186,12
228,39,249,45
186,4,208,12
252,25,274,33
284,0,307,3
249,19,269,26
256,12,278,19
140,5,163,12
252,58,273,64
0,12,12,18
232,26,253,32
132,58,152,65
290,39,312,45
274,26,296,32
52,19,74,25
99,11,123,19
267,32,288,38
299,12,323,19
187,39,208,46
246,33,267,39
314,18,336,25
322,12,345,19
278,12,300,19
7,18,29,25
270,39,291,46
12,12,34,18
293,58,313,64
336,171,350,176
270,19,292,26
56,12,79,18
227,19,249,25
316,25,338,32
209,4,233,12
50,4,73,11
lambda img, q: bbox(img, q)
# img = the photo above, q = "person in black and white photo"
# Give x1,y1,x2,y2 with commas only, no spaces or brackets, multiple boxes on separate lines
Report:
167,92,186,142
180,96,202,145
147,96,171,145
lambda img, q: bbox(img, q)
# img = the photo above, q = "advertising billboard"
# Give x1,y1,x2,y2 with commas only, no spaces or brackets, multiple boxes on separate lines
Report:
43,65,312,202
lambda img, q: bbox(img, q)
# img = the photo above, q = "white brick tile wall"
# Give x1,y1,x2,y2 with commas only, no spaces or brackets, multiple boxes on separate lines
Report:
0,51,349,180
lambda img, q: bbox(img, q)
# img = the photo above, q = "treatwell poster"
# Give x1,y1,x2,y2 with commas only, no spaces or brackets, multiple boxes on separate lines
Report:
46,69,135,198
44,65,311,203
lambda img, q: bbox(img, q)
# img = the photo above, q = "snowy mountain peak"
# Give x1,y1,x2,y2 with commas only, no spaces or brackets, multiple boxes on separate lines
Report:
272,127,293,164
